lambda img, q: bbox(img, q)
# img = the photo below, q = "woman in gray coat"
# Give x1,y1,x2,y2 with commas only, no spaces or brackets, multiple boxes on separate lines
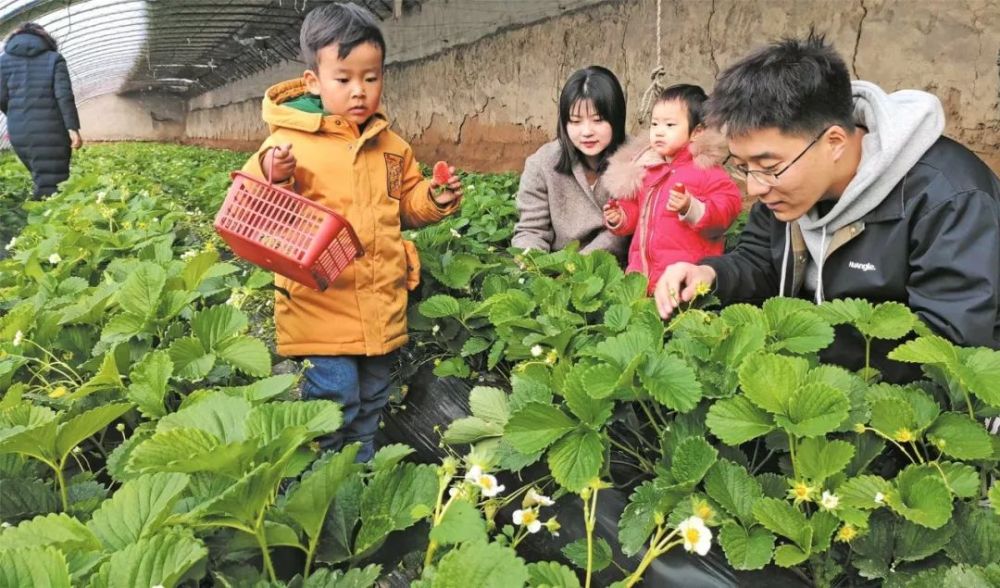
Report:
0,23,82,198
512,66,629,261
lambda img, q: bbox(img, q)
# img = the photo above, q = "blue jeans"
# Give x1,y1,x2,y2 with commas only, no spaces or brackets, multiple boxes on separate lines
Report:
301,352,397,462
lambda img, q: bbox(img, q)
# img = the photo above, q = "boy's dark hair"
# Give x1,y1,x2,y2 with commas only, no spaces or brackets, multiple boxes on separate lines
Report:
706,31,855,137
300,2,386,70
555,66,628,175
655,84,708,129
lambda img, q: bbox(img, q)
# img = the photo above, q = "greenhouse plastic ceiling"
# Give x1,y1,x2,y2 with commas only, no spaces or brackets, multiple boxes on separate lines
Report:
0,0,422,103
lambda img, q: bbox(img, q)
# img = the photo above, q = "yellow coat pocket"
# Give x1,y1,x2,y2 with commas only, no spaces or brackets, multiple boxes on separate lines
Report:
402,239,421,291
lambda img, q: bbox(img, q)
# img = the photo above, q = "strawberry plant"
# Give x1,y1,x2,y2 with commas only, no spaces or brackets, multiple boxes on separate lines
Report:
1,144,997,587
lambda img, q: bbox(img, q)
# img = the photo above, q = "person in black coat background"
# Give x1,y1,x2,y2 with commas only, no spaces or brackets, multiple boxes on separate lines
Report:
0,22,82,198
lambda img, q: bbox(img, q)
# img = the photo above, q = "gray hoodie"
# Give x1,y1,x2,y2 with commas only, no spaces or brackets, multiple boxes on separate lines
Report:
798,81,945,301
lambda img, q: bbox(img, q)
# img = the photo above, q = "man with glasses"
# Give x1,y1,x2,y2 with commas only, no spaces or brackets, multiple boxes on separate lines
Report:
654,32,1000,382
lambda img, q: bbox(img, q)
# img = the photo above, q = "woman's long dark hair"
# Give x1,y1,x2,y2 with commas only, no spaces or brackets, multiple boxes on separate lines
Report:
554,66,627,175
8,22,58,51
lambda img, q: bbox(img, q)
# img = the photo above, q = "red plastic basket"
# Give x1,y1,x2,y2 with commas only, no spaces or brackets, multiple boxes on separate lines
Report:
214,169,363,291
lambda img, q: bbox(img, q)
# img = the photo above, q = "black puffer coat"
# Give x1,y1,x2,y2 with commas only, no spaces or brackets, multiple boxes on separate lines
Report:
0,32,80,197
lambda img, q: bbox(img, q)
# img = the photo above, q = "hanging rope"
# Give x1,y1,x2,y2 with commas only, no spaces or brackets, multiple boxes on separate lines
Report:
637,0,667,123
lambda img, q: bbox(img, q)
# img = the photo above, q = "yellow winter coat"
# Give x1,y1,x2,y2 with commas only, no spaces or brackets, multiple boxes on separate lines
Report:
242,79,457,357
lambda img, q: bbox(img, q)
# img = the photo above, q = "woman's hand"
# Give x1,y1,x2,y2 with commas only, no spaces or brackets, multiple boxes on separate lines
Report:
69,130,82,150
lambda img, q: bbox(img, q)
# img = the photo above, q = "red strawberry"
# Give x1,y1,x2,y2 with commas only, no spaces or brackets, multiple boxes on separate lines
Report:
433,161,451,186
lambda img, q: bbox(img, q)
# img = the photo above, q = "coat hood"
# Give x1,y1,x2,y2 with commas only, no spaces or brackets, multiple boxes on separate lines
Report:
4,32,51,58
603,127,730,199
261,78,388,137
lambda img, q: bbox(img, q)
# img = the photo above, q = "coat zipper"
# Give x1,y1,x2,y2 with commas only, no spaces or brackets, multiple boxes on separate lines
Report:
639,171,672,275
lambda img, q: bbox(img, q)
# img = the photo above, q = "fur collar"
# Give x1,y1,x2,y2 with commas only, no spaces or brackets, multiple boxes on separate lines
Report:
602,127,730,199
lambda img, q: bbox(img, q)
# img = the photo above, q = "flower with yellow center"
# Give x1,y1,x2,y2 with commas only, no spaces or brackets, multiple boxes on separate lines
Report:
678,516,712,556
788,481,817,505
835,524,858,543
513,508,542,533
48,386,68,399
464,465,505,497
694,282,711,297
694,500,715,521
524,488,555,508
894,428,914,443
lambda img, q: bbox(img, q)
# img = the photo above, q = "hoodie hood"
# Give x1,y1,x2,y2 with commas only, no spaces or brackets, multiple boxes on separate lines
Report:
603,127,730,200
799,81,945,234
4,32,51,58
261,78,387,137
796,80,945,302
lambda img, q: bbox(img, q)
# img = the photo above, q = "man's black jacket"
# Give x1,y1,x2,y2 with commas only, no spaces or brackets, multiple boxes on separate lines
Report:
704,137,1000,382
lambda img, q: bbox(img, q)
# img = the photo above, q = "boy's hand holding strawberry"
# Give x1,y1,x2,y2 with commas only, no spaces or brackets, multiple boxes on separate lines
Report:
430,161,463,207
263,144,297,183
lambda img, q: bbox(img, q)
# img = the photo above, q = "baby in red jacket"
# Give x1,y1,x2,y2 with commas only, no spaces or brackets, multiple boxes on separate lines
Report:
602,84,741,294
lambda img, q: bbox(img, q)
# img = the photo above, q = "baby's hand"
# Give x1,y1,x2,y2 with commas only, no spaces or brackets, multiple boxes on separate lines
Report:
431,164,463,207
603,201,623,227
666,183,691,214
263,144,296,183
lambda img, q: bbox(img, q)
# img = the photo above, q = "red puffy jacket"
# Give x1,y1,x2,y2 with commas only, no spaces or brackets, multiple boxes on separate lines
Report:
602,133,741,293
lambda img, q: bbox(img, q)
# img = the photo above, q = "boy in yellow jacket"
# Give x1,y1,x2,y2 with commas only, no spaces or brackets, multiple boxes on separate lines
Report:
242,3,462,461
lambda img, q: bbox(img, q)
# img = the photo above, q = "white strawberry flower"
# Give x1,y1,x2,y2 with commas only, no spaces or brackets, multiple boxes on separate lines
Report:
464,465,505,497
820,491,840,511
678,516,712,556
48,253,61,265
874,492,885,504
530,345,543,357
450,228,462,238
432,324,440,334
180,250,198,260
12,331,23,346
4,237,15,251
525,488,555,507
513,508,543,533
